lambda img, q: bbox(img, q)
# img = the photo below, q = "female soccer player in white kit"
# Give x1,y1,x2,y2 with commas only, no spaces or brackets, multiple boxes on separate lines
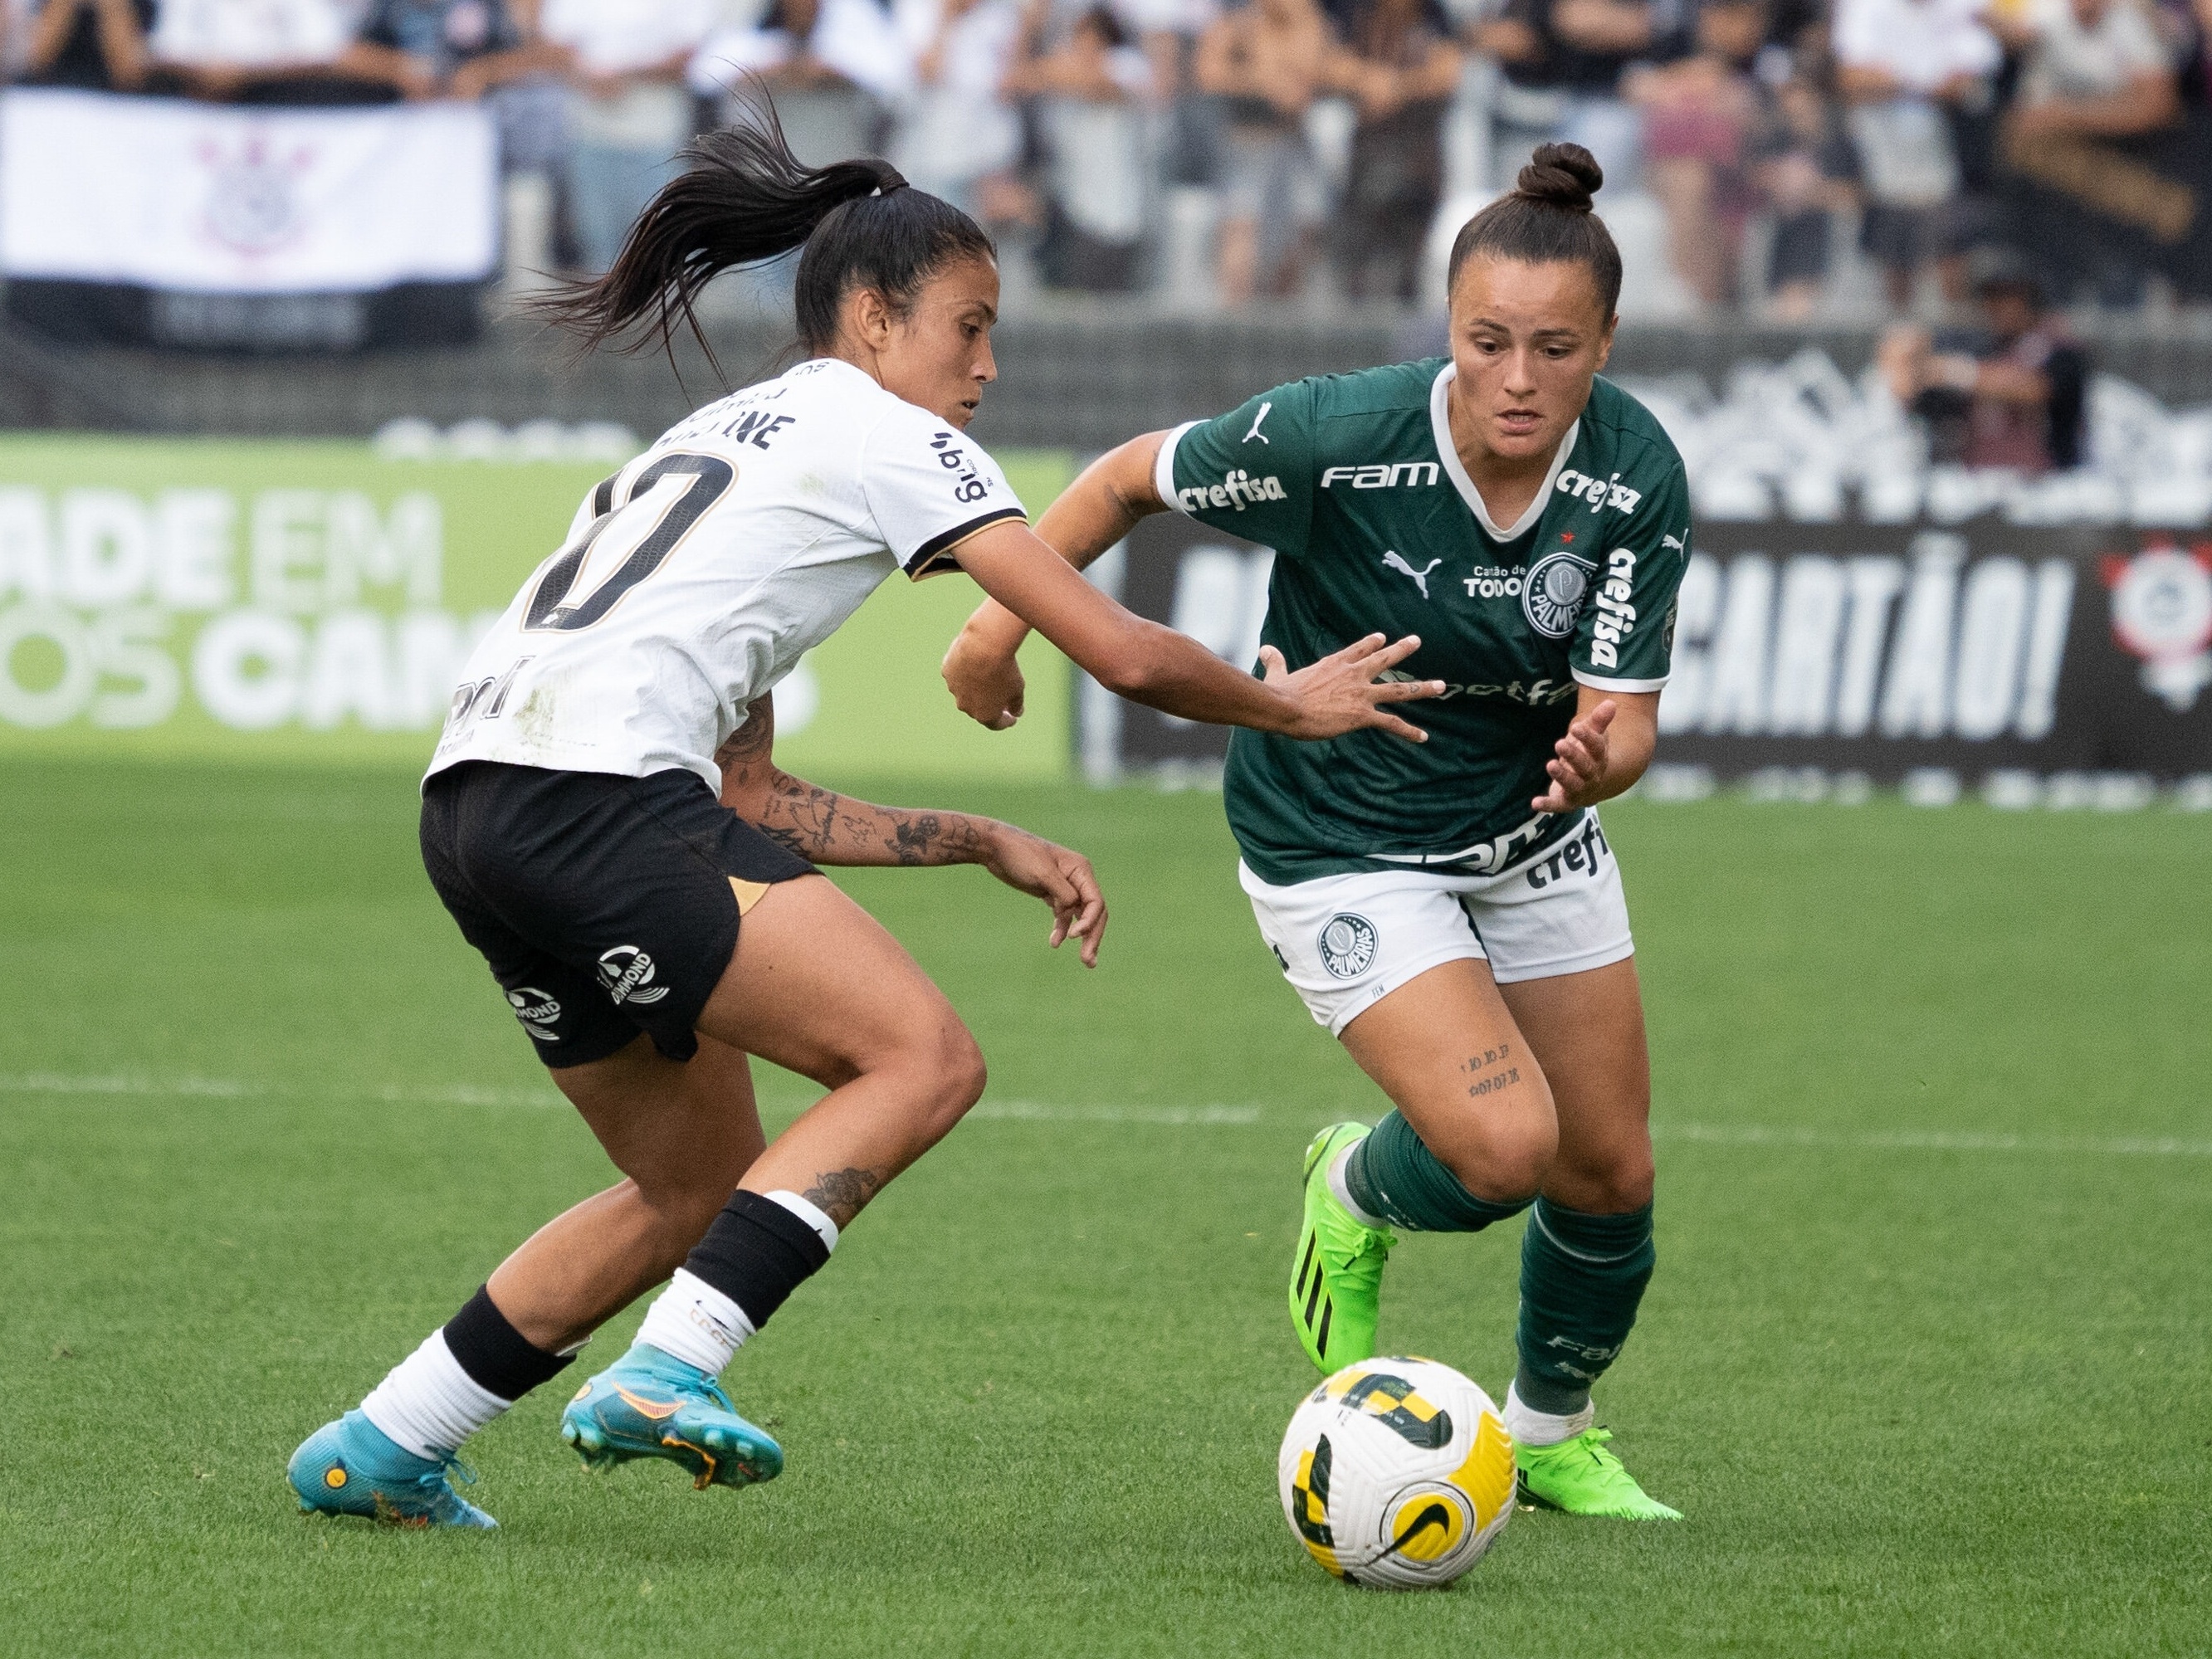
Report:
286,114,1443,1527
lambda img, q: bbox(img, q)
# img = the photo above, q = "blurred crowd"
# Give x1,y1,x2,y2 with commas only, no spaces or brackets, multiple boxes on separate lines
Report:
6,0,2212,317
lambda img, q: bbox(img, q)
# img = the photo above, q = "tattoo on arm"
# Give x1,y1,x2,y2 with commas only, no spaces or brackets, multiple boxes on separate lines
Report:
801,1167,883,1227
752,773,993,868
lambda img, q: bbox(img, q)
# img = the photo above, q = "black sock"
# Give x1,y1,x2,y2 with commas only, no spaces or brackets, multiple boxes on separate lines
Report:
681,1189,833,1331
442,1284,574,1402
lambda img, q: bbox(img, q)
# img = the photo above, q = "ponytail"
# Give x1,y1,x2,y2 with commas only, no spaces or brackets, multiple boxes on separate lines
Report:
535,87,995,367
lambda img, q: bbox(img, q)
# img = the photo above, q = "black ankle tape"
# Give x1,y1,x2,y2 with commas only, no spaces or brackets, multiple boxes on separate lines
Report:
683,1190,832,1330
442,1285,574,1403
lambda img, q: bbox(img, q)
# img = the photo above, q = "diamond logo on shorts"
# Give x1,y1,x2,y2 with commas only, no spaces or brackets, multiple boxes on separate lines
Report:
596,946,671,1006
1316,913,1379,980
506,988,562,1042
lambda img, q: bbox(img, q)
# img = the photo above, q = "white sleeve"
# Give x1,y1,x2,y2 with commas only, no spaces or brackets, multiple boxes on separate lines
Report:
860,403,1029,579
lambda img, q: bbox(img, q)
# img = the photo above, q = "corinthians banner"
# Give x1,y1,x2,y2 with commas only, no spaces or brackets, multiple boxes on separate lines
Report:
0,90,496,347
1085,511,2212,789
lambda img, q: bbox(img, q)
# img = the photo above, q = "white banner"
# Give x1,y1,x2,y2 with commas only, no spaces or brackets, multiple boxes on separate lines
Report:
0,90,496,293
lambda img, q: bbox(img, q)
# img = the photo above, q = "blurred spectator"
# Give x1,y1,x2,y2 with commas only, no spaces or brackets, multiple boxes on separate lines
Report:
1747,71,1858,320
1625,0,1762,307
1009,3,1158,290
2004,0,2178,140
1831,0,2000,310
1194,0,1330,300
1477,0,1681,190
691,0,913,165
339,0,568,100
1328,0,1460,300
17,0,152,88
540,0,714,271
1878,260,2088,469
889,0,1023,211
146,0,359,98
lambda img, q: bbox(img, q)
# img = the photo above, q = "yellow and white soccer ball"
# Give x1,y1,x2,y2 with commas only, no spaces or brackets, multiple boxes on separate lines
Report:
1277,1357,1516,1589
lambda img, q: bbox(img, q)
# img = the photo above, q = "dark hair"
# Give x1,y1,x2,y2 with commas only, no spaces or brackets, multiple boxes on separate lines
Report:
1445,143,1623,319
536,89,996,368
1077,4,1130,47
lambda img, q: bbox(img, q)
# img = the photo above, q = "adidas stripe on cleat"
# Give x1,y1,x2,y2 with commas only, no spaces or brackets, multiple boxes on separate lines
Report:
286,1409,498,1529
1289,1121,1395,1373
559,1344,783,1492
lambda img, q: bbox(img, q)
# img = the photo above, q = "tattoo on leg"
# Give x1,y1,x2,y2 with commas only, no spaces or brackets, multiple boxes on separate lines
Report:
801,1167,882,1227
1460,1042,1522,1100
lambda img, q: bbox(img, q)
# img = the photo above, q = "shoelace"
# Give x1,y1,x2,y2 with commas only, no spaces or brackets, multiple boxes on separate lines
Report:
412,1450,478,1491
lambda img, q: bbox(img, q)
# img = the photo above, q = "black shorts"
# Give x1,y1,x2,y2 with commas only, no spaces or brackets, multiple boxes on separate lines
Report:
420,761,817,1067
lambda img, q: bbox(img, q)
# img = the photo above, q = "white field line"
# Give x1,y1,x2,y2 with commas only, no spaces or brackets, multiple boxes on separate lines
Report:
2,1073,2204,1155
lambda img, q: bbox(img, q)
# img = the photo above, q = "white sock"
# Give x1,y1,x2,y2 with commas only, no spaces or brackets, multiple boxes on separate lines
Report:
1503,1379,1596,1448
636,1267,757,1377
1327,1146,1386,1228
764,1188,840,1253
359,1330,512,1459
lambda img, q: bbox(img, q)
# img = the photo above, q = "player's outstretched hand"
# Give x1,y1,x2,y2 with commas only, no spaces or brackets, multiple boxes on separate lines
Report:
979,826,1108,967
1532,698,1616,812
943,626,1028,730
1263,634,1445,743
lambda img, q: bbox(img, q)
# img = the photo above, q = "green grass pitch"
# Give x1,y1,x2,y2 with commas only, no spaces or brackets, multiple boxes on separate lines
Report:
2,758,2207,1656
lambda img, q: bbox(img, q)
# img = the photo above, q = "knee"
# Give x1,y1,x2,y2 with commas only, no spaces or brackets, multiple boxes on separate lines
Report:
1548,1138,1655,1214
891,1007,987,1142
1439,1111,1557,1206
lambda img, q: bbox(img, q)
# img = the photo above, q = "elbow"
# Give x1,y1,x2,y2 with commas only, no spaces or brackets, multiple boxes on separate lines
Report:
1092,651,1164,702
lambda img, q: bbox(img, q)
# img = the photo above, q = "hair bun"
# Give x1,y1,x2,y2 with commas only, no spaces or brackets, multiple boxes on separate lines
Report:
1515,143,1602,212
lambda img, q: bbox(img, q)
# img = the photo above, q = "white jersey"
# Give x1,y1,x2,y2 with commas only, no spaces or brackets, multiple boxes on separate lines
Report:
427,357,1025,788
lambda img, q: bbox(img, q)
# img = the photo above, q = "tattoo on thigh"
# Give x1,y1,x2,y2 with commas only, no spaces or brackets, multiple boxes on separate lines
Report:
1460,1042,1521,1100
802,1166,882,1226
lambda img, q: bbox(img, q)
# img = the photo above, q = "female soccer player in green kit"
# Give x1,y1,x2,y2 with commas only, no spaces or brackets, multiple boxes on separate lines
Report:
944,144,1689,1519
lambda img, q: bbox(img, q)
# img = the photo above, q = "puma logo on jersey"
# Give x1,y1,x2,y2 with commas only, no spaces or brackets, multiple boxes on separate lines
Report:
1321,462,1441,490
1662,532,1686,551
1381,550,1442,598
1177,469,1286,512
1555,469,1643,515
1244,401,1273,443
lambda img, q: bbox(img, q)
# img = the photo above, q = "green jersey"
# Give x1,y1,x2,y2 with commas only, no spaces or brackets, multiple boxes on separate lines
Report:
1160,360,1691,884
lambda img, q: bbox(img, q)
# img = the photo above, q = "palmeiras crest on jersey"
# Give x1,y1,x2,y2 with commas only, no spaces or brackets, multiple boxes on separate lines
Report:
1522,547,1597,639
1317,914,1379,980
596,946,671,1005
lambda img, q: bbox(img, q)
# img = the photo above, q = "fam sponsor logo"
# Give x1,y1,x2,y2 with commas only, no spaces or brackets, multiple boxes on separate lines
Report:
1555,469,1643,515
1316,912,1379,979
505,986,562,1042
1321,462,1441,490
1523,815,1609,890
1586,547,1639,669
1179,468,1287,513
596,945,671,1006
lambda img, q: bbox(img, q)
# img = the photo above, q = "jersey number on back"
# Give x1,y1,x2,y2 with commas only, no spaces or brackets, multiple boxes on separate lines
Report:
525,453,735,632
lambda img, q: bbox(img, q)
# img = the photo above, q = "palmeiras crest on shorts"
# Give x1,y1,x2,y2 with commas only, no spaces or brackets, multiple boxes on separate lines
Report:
596,945,671,1005
506,988,562,1042
1522,548,1597,639
1317,913,1379,980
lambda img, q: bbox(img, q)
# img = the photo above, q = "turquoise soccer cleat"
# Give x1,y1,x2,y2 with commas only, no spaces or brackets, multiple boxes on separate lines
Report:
287,1409,497,1528
560,1344,783,1492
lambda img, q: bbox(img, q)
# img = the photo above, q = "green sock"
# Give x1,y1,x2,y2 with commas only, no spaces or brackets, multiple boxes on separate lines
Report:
1513,1198,1655,1415
1342,1110,1534,1232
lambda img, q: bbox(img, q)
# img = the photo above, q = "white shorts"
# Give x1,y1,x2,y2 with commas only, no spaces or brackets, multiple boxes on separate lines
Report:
1240,812,1634,1037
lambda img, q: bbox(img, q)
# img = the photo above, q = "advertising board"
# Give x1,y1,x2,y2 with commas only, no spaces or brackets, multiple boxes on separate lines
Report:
0,436,1075,780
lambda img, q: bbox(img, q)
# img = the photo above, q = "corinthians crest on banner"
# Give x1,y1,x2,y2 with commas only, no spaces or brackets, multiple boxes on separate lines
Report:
0,88,496,295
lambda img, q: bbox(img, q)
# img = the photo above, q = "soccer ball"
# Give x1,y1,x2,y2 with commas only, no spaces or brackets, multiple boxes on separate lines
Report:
1277,1357,1516,1589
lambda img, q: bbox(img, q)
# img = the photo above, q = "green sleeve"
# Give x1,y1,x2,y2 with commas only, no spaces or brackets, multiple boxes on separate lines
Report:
1571,459,1691,692
1155,379,1316,556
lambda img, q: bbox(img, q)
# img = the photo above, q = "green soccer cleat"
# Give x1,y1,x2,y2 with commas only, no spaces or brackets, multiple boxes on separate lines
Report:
287,1409,498,1529
1290,1121,1397,1373
1515,1427,1682,1520
560,1344,783,1492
